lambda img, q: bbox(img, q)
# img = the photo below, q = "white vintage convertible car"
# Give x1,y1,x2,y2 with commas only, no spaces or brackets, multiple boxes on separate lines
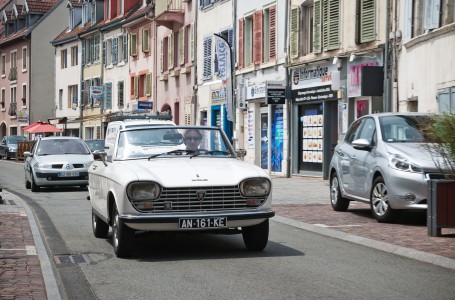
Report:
89,125,274,258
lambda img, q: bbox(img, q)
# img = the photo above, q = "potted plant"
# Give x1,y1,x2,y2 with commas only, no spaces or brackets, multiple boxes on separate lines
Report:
421,113,455,236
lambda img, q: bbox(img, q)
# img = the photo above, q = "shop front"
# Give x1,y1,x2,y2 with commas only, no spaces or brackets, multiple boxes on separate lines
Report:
243,81,286,175
291,62,339,178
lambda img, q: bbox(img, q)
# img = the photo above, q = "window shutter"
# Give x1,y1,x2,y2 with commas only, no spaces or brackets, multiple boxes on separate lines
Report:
404,0,413,41
290,6,299,58
123,35,128,61
146,73,151,96
104,82,112,109
313,0,322,53
142,29,150,52
190,23,195,62
424,0,440,30
203,36,212,79
113,38,118,64
160,40,164,72
82,40,86,65
134,76,139,98
179,27,185,65
117,81,124,107
90,37,94,63
323,0,340,51
360,0,376,43
269,5,276,60
253,10,263,65
228,29,234,47
238,18,244,69
102,41,106,66
130,33,137,56
168,33,174,69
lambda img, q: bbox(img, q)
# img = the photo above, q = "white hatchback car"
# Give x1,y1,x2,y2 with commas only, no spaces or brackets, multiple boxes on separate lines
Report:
89,125,274,258
24,137,94,192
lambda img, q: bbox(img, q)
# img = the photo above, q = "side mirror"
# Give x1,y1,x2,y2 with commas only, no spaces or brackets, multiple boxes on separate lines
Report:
235,149,247,158
352,139,372,151
94,151,108,166
23,151,32,157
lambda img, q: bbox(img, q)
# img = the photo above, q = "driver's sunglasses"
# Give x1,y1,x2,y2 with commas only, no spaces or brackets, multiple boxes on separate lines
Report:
184,136,201,142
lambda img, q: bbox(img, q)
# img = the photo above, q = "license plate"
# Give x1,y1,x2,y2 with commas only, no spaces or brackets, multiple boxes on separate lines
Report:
58,171,80,177
179,217,227,229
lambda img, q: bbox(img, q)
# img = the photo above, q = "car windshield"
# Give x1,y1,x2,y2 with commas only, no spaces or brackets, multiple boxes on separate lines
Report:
7,136,26,144
114,126,234,160
379,115,430,143
37,139,91,155
85,140,105,152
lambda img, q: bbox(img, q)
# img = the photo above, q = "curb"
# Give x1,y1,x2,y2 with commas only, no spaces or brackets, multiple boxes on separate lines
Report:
273,215,455,271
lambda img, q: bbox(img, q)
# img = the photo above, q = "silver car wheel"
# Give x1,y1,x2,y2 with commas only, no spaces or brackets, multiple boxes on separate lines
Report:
113,211,120,249
372,182,388,216
330,177,340,206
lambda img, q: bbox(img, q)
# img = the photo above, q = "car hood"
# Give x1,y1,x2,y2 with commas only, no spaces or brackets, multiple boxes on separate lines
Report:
384,143,446,171
119,158,267,187
35,154,93,164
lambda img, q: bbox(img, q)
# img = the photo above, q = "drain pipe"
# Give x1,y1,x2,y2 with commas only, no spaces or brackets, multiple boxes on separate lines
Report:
284,0,291,178
383,0,391,112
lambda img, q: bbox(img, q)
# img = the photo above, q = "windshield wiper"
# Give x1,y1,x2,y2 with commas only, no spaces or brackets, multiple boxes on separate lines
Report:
148,149,195,160
190,149,230,159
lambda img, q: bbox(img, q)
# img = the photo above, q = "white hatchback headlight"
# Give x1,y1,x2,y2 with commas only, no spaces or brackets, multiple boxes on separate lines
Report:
239,178,271,197
35,162,52,169
127,182,161,201
388,153,423,173
83,162,92,168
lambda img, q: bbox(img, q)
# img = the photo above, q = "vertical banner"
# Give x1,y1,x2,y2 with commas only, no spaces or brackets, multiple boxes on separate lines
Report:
214,34,233,121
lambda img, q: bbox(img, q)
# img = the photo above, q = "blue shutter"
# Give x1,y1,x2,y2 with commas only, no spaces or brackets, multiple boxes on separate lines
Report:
227,29,233,48
81,40,86,65
113,38,118,65
203,36,212,79
103,41,106,66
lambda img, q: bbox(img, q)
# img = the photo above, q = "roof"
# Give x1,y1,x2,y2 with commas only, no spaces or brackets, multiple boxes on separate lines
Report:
27,0,57,14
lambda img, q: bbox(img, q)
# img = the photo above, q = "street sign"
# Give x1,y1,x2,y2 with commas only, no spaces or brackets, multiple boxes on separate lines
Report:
266,81,286,105
138,101,152,110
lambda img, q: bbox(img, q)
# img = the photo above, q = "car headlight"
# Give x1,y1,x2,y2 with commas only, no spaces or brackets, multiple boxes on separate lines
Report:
7,147,15,152
388,153,423,173
83,162,92,168
127,182,161,201
35,162,52,169
239,178,271,197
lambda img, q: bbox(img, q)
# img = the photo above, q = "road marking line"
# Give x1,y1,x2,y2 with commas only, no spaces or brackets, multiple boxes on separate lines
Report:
0,245,37,255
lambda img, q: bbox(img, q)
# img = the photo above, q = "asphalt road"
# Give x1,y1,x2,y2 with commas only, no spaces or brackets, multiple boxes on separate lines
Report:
1,160,455,300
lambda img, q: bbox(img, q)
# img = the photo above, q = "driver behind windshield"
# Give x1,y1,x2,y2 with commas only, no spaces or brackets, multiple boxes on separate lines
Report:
183,129,202,151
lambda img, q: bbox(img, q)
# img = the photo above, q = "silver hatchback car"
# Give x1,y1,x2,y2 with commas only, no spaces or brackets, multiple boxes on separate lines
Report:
329,113,445,222
24,137,94,192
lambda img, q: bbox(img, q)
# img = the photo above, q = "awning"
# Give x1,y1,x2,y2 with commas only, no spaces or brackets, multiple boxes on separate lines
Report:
24,123,63,133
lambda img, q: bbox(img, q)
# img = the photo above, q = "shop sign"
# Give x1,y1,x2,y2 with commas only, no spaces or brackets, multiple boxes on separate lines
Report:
347,55,383,97
138,101,152,110
17,110,28,123
90,86,104,99
246,83,266,100
292,62,337,90
266,81,286,105
292,85,336,102
211,86,226,104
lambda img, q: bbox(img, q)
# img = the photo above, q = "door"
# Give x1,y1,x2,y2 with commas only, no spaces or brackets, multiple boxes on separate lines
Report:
299,103,324,175
260,108,268,170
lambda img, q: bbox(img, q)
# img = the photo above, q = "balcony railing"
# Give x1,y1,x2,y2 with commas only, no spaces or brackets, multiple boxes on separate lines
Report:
155,0,184,16
8,67,17,81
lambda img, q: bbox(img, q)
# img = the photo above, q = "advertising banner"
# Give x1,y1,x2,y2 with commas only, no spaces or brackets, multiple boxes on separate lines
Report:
214,35,233,121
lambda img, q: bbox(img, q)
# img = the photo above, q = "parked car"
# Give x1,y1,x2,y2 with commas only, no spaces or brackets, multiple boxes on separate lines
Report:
329,113,446,223
24,137,94,192
89,125,274,258
0,135,27,160
84,139,105,153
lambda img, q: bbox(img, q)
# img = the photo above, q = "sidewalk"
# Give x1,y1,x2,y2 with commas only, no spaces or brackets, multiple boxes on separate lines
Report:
1,177,454,299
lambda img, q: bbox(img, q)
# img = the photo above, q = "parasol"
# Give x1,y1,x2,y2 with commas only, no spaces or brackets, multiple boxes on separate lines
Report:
24,122,63,134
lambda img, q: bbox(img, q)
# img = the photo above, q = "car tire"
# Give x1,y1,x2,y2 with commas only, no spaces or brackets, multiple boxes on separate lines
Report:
370,176,396,223
112,204,134,258
25,174,31,189
30,172,40,192
242,219,269,251
330,172,350,211
92,210,109,238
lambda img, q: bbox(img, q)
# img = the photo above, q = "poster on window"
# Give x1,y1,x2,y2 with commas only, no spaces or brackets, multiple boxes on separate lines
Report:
301,114,324,164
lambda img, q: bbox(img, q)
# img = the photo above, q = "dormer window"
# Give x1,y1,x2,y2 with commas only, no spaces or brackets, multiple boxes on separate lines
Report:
12,6,18,18
69,8,74,31
82,1,91,25
1,11,7,23
22,1,29,14
90,1,96,25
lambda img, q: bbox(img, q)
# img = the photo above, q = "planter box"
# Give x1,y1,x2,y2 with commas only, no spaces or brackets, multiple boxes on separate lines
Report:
427,180,455,236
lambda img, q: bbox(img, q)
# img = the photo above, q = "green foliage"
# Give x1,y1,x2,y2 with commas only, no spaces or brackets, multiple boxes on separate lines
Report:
421,113,455,179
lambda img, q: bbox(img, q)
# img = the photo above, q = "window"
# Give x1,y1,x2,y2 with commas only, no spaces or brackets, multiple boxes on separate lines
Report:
313,0,340,53
112,38,118,64
94,35,100,62
438,87,455,114
122,35,128,61
22,84,26,105
118,0,123,15
69,8,75,30
117,81,124,107
142,28,150,53
104,82,112,109
71,46,78,66
146,73,151,96
130,33,137,56
22,47,27,70
203,36,212,79
61,49,68,69
243,15,253,67
200,0,214,10
1,89,5,107
291,4,314,58
185,23,195,64
1,54,5,76
178,27,184,65
68,85,78,109
11,51,17,69
168,32,175,69
131,76,138,98
357,0,376,43
59,89,63,110
161,36,168,72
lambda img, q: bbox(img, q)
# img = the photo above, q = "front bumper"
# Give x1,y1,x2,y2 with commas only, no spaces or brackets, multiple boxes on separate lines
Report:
120,210,275,231
34,170,89,186
385,168,428,209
